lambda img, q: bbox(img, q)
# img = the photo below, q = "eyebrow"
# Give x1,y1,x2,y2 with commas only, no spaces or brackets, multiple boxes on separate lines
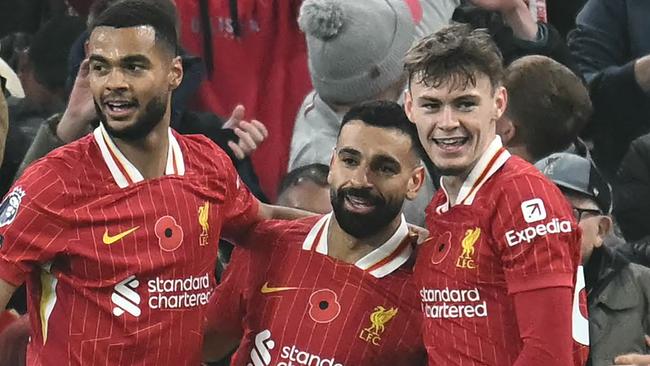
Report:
337,147,361,157
372,154,401,168
88,54,152,65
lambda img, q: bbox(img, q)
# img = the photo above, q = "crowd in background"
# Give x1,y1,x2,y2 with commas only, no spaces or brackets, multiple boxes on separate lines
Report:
1,0,650,365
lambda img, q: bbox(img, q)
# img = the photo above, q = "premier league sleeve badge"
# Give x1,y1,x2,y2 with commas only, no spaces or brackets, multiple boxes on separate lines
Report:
0,187,25,227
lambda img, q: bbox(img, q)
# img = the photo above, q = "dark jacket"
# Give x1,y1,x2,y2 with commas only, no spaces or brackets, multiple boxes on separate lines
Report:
452,4,581,75
568,0,650,179
614,133,650,241
586,244,650,366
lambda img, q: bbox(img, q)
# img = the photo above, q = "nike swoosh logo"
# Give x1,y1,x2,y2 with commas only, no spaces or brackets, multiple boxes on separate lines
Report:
260,281,299,294
103,226,139,245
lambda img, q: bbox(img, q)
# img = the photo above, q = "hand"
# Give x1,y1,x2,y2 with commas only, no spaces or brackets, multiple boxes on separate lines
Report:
469,0,538,41
408,223,430,244
222,105,269,160
0,311,29,366
613,335,650,365
57,59,97,143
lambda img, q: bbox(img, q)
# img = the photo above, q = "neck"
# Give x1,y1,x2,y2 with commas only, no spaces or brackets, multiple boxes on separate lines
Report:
111,114,171,180
327,214,402,264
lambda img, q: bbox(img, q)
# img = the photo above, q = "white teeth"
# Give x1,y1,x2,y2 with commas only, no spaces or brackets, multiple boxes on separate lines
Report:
347,196,371,206
433,137,468,146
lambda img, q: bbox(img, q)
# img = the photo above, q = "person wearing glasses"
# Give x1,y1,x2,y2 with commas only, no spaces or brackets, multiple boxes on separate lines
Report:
536,152,650,366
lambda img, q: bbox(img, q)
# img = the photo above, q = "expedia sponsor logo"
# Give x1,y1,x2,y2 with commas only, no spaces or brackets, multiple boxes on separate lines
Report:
420,287,488,319
505,218,572,247
147,273,211,310
248,330,344,366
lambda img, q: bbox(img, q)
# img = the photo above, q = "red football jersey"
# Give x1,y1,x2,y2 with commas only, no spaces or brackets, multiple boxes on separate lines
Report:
206,214,426,366
415,137,589,366
0,125,258,365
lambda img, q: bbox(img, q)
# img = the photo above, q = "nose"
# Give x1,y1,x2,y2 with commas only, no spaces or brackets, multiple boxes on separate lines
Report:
437,106,459,130
104,69,128,92
349,165,371,188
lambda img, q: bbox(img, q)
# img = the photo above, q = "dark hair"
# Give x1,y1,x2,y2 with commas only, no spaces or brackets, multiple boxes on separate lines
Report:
404,24,504,91
28,16,85,91
339,100,424,160
89,0,178,55
505,55,592,161
278,164,330,197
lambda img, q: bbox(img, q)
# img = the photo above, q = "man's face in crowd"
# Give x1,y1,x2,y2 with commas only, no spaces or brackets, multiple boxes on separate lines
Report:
87,25,182,140
405,73,507,178
277,180,332,214
329,121,424,238
565,192,612,264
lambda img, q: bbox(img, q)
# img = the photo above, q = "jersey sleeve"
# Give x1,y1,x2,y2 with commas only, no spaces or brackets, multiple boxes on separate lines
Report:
0,164,69,286
204,246,250,337
220,158,260,241
490,174,580,294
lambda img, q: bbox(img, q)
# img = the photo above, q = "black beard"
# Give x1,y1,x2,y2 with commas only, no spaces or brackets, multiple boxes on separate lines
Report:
330,187,403,239
96,93,168,141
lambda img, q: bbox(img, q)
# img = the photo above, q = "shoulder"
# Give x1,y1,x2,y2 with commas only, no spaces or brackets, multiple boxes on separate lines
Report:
243,216,322,250
29,134,96,178
491,156,566,204
176,132,234,176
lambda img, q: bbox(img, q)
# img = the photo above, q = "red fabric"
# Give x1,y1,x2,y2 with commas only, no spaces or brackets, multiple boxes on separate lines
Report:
416,156,587,365
512,287,573,366
206,217,426,366
0,132,258,365
176,0,312,200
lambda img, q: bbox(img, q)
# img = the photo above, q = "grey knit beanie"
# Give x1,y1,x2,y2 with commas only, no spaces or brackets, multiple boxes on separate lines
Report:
299,0,416,105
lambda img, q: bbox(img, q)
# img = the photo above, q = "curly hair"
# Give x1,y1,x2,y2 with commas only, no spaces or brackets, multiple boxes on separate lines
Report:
404,24,504,91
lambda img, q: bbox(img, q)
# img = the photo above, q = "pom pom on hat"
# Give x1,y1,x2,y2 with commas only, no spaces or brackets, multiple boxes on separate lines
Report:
298,0,345,40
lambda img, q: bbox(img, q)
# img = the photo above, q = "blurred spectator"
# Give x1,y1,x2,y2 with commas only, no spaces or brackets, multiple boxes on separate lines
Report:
498,55,592,162
176,0,312,200
277,163,331,214
288,0,436,226
409,0,458,37
290,0,415,170
614,133,650,242
569,0,650,179
546,0,587,39
454,0,580,75
537,152,650,366
0,15,85,196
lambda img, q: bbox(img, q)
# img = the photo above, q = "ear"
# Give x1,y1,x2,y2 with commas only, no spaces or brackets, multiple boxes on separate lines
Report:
494,85,508,120
594,216,613,247
405,165,426,201
496,116,516,145
168,56,183,90
404,90,415,123
327,150,336,185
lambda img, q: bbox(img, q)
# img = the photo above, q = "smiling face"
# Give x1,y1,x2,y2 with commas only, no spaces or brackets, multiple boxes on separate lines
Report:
405,73,507,178
328,120,424,238
87,25,182,140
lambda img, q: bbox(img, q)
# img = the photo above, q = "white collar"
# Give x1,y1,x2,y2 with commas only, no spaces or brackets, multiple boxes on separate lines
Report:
437,136,511,214
301,213,412,278
93,124,185,188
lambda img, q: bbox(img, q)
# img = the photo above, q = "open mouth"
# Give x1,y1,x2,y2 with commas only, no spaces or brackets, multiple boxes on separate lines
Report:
432,136,470,152
344,194,377,214
104,100,138,119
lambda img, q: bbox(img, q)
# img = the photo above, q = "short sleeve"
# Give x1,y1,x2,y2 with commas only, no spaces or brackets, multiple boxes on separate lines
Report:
0,164,69,286
204,246,249,336
490,175,580,294
220,159,259,240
